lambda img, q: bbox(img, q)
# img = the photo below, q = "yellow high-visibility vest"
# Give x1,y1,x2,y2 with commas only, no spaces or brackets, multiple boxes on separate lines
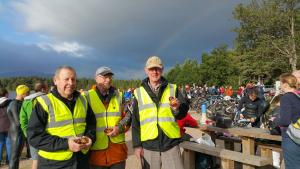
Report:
134,84,180,142
85,89,125,150
37,93,87,161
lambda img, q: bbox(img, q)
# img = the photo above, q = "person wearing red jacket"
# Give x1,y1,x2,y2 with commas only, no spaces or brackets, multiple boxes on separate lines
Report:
177,113,198,136
225,86,233,97
219,86,225,96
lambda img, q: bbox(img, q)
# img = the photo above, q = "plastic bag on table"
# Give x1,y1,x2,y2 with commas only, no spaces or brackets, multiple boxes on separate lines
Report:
195,133,215,147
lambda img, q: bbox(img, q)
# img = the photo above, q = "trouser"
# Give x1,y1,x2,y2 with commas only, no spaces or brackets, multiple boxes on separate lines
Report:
0,132,11,163
24,138,31,158
90,161,125,169
282,136,300,169
9,132,24,169
142,145,184,169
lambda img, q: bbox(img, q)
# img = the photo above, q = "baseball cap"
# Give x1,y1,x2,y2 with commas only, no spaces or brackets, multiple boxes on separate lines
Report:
145,56,163,69
16,85,30,95
95,66,114,76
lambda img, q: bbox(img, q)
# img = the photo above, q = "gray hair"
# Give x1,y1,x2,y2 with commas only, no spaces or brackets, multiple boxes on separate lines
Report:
54,65,76,78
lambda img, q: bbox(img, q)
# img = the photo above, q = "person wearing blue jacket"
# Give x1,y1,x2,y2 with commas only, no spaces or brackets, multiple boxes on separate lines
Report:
279,73,300,169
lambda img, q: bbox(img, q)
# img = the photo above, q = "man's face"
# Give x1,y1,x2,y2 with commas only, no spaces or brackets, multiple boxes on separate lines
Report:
95,74,113,90
145,67,163,83
54,68,76,99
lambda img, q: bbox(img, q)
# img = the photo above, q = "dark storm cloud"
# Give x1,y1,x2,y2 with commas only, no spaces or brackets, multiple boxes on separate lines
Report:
0,0,249,79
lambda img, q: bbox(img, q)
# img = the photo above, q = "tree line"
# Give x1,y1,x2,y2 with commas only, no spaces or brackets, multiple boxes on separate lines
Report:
0,77,141,91
166,0,300,88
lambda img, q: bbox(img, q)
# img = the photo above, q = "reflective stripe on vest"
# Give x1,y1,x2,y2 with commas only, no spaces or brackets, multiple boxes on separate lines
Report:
86,89,125,150
134,84,180,142
37,93,87,161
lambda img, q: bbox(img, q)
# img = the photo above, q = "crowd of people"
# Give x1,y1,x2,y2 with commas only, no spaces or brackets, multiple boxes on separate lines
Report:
0,56,299,169
0,56,189,169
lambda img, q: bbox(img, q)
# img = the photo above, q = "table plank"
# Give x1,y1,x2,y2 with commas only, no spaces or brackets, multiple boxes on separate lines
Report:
199,125,282,141
182,149,195,169
180,141,272,167
221,159,234,169
242,137,255,169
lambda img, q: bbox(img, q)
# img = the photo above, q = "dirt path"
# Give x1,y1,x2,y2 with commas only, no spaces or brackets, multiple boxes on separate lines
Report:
0,132,142,169
0,111,201,169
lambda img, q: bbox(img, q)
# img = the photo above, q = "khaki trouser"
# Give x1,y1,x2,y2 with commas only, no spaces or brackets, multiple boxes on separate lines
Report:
142,145,184,169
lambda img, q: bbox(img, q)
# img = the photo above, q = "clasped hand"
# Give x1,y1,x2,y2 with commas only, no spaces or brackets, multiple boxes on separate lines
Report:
68,136,92,152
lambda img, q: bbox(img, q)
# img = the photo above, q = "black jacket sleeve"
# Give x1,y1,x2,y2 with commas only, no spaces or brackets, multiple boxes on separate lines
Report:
7,101,21,129
131,99,141,148
84,104,96,143
27,102,69,152
172,88,188,120
237,97,246,111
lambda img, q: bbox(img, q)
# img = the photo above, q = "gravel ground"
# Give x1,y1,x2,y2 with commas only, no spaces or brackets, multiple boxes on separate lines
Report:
0,132,142,169
0,111,201,169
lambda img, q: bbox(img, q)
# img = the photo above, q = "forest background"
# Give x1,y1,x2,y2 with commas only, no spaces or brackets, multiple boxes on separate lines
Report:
1,0,299,90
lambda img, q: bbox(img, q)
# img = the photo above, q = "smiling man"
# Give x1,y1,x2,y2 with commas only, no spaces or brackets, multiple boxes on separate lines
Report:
86,66,131,169
131,56,188,169
27,65,96,169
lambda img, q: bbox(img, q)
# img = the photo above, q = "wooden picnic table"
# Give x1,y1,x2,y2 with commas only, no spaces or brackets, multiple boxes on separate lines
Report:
199,125,281,141
199,125,282,169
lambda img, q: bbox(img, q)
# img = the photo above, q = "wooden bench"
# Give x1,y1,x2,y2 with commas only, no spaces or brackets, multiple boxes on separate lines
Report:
256,144,284,169
180,141,272,169
257,143,282,153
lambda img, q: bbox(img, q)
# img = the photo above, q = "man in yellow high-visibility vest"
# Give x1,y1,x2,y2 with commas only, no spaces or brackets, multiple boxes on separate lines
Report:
86,66,132,169
27,66,96,169
132,56,188,169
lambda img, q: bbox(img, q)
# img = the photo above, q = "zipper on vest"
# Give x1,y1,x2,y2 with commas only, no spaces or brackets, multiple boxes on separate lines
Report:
72,110,76,136
105,109,108,129
157,102,162,150
156,103,159,125
105,108,111,142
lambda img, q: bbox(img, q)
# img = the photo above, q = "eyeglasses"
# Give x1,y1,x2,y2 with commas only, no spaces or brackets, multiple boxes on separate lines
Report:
98,75,113,80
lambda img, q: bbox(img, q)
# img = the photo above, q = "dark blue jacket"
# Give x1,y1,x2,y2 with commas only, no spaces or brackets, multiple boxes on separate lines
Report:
279,92,300,138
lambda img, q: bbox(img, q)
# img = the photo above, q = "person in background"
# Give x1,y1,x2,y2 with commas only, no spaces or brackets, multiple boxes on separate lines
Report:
225,86,233,97
177,113,198,140
237,85,245,99
27,66,96,169
266,94,282,135
182,84,192,106
86,66,131,169
20,82,48,169
7,85,30,169
243,82,254,97
237,88,264,127
132,56,188,169
124,88,133,103
278,73,300,169
0,88,11,166
292,70,300,93
219,86,225,96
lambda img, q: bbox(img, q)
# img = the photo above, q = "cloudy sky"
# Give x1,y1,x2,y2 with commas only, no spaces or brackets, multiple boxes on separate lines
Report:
0,0,248,79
